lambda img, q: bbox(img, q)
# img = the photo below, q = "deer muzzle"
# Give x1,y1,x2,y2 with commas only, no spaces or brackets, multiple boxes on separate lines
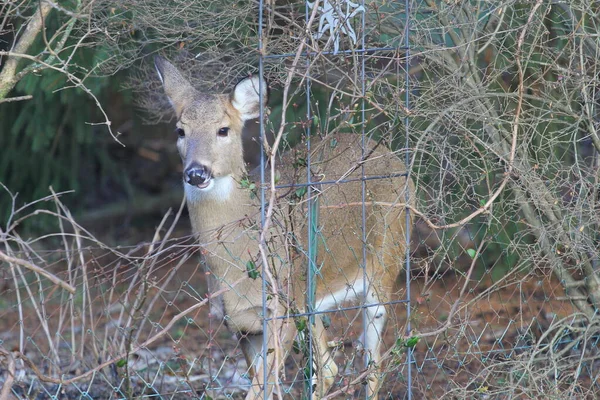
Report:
185,164,212,189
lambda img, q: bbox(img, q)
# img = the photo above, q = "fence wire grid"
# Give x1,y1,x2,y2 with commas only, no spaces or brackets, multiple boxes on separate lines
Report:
2,1,600,400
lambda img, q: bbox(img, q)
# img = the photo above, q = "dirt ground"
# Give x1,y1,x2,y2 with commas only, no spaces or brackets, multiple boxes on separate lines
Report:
0,246,597,399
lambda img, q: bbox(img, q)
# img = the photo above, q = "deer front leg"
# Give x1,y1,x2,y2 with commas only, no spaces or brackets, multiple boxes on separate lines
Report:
311,316,338,400
240,332,262,383
360,290,389,400
241,318,297,400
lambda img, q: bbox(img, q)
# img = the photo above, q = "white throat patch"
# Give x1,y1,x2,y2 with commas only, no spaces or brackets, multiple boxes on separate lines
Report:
185,175,234,203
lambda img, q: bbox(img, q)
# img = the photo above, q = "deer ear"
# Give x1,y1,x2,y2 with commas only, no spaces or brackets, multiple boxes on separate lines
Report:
154,56,196,117
230,75,268,121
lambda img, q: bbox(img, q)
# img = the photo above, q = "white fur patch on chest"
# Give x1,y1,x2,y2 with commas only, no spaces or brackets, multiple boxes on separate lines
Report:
185,175,234,203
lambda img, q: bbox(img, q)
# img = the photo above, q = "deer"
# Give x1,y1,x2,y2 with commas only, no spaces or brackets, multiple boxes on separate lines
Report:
154,56,415,400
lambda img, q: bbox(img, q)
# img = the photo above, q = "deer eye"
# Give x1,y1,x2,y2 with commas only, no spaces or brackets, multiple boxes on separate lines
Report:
218,127,230,137
175,127,185,138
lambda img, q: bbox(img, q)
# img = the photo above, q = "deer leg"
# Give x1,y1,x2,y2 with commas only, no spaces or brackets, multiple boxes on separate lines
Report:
240,332,263,381
311,316,338,400
242,318,296,400
360,289,387,400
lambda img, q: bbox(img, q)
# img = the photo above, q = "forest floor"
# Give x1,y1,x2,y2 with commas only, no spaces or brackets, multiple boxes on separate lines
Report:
2,241,591,399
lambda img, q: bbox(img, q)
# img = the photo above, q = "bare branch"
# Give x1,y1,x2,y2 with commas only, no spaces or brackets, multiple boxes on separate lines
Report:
0,249,76,294
0,2,52,99
0,94,33,103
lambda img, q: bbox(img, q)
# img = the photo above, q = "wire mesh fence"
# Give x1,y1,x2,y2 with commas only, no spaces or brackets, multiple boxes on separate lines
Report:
2,0,600,399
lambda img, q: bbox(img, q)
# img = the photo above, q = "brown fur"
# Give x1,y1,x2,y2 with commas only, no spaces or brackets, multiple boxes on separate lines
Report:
155,56,415,399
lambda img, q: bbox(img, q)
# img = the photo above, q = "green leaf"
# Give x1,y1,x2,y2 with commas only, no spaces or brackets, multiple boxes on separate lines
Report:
116,359,127,368
295,317,307,332
312,115,320,127
404,336,419,348
295,186,307,199
303,365,311,380
293,157,307,168
246,260,259,279
240,178,251,188
466,248,477,259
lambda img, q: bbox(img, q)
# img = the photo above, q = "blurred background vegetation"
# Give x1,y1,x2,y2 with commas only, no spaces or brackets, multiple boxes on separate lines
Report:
0,1,180,238
1,0,599,285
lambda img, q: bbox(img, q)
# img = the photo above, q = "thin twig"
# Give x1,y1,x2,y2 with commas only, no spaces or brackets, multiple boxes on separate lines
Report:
0,51,121,145
415,238,486,339
0,249,76,293
15,276,245,385
0,94,33,103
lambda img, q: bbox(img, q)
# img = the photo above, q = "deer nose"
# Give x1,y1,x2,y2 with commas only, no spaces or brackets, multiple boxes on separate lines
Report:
185,164,212,186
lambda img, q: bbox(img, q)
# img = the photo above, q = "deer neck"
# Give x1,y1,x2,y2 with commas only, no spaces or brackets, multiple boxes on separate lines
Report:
185,172,259,248
185,171,267,325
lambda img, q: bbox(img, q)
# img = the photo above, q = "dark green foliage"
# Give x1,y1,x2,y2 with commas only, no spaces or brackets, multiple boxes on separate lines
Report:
0,11,131,232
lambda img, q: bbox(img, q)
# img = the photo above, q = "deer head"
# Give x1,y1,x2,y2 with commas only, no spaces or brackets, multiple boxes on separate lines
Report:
154,56,267,201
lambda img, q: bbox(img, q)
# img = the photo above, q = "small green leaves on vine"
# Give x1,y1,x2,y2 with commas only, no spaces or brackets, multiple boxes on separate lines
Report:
295,186,307,199
246,260,259,279
466,248,477,259
240,177,254,189
405,336,419,348
303,365,312,381
240,177,257,199
392,336,420,356
295,317,308,333
293,157,307,169
312,115,320,127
